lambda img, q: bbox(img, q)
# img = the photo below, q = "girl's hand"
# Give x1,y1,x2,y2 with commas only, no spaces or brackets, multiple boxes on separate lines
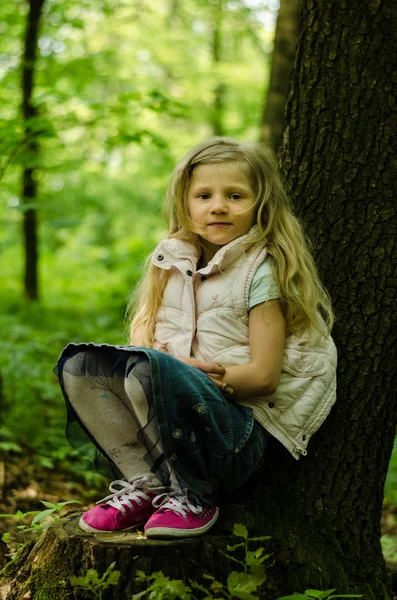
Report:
208,373,235,396
176,356,234,396
175,355,225,375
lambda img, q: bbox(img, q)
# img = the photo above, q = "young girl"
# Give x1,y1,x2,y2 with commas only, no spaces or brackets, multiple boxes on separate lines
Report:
55,137,337,539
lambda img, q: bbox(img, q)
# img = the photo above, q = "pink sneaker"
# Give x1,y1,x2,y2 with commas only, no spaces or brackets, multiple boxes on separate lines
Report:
144,493,219,538
79,476,158,533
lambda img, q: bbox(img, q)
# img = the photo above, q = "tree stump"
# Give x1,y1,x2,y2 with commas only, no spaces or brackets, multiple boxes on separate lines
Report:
0,511,245,600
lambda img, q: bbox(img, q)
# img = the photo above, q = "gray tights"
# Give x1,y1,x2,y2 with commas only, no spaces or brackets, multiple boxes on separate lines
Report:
62,352,179,490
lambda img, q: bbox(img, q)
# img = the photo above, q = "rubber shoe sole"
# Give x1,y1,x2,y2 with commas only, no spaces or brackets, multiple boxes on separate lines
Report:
144,507,219,538
79,515,145,534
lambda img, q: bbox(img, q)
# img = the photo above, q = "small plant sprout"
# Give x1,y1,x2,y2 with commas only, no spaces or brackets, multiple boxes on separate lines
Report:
198,522,272,599
70,562,121,600
0,499,81,547
130,523,271,600
0,509,41,544
132,571,191,600
30,499,82,528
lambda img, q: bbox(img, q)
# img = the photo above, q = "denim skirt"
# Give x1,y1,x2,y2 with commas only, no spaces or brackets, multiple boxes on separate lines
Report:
55,343,268,501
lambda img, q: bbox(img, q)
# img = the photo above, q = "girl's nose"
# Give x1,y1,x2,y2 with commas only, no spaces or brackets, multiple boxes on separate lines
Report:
210,195,228,212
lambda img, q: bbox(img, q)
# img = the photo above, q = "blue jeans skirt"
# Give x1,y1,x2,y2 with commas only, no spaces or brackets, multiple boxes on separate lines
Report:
55,343,268,502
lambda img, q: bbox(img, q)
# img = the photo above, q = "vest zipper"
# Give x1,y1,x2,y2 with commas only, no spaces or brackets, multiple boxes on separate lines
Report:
294,447,307,456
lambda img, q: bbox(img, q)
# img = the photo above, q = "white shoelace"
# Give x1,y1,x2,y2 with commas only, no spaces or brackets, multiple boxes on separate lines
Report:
152,490,203,519
97,475,163,516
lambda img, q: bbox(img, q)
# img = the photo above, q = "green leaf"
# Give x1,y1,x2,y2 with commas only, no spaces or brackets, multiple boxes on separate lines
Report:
85,568,101,585
248,536,271,542
226,542,245,551
305,590,336,599
227,571,262,598
246,549,271,568
210,579,224,593
233,523,248,539
190,580,211,595
31,508,56,525
107,570,120,585
328,594,363,600
22,525,44,534
103,562,120,585
40,501,58,509
24,511,41,517
0,441,23,453
246,566,266,586
69,575,91,589
275,595,310,600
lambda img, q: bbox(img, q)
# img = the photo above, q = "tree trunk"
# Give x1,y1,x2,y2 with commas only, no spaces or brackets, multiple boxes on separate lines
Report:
2,0,396,598
273,0,397,597
21,0,45,301
211,1,225,137
260,0,302,153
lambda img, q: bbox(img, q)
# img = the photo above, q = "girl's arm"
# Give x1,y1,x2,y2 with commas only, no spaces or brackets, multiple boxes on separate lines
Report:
210,299,286,400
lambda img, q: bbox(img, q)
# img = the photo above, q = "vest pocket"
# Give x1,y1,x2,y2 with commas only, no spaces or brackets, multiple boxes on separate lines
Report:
282,347,327,378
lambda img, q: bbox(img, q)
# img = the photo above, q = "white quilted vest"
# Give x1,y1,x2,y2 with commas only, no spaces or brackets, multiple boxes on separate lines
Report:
152,227,337,459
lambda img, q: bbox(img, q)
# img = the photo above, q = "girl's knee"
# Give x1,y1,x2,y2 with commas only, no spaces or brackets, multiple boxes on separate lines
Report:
61,349,111,378
61,351,98,401
124,368,150,418
61,351,89,377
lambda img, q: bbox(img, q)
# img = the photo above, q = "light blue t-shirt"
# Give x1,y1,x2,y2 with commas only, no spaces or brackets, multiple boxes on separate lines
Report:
248,259,279,310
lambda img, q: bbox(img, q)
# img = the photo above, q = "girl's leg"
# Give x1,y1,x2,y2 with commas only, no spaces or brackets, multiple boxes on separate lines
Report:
62,351,158,482
124,357,183,493
60,350,165,533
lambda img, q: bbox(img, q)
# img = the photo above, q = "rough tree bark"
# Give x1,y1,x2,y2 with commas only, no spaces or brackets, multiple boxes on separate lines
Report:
21,0,45,300
260,0,301,153
1,0,396,598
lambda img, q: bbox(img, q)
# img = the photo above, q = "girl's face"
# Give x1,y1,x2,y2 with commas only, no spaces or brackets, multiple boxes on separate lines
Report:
187,161,256,262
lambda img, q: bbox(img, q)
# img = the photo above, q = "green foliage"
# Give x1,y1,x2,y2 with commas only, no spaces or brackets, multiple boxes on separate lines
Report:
133,571,191,600
132,523,271,600
70,561,121,600
0,509,41,545
127,524,361,600
275,589,362,600
0,499,81,552
384,438,397,505
381,534,397,565
30,499,82,526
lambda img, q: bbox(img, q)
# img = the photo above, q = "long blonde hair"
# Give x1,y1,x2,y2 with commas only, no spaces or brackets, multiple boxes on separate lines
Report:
128,137,334,346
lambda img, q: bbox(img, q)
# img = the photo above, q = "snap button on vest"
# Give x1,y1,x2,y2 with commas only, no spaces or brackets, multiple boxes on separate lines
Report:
186,270,193,276
157,254,164,261
268,402,275,408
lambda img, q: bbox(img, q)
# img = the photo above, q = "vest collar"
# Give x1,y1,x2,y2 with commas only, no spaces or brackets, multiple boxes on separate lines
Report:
151,226,262,273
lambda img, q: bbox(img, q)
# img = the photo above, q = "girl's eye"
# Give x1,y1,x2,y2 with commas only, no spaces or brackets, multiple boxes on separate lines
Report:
198,193,210,199
230,194,241,200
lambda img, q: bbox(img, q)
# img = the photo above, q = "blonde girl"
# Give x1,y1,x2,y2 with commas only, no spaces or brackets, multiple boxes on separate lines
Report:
55,137,337,539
